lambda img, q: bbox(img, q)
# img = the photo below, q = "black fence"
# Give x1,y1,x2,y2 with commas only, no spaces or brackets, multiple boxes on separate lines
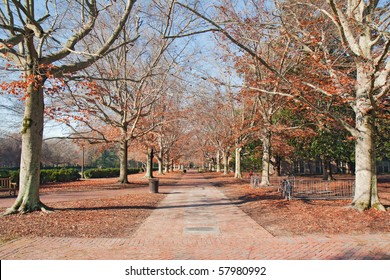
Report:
250,175,355,200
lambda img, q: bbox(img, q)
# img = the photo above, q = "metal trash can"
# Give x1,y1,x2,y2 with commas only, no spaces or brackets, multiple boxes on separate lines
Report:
149,178,159,193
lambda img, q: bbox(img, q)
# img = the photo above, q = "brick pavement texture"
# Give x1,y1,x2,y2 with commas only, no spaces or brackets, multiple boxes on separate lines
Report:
1,172,390,260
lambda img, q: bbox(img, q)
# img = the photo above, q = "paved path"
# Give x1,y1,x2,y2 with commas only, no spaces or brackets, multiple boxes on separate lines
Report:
1,172,390,260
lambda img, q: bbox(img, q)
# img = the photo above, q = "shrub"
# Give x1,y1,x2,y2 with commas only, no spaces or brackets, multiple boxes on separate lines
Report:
83,168,140,178
40,168,81,184
0,170,10,178
0,169,19,185
0,168,81,186
9,170,19,185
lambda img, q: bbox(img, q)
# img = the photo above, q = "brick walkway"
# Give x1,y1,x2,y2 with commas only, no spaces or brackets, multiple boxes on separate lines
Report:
1,172,390,260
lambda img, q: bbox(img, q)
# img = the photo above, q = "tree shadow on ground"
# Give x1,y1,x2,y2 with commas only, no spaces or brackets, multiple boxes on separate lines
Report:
330,248,390,260
212,180,250,188
54,205,157,211
53,196,251,212
235,194,283,202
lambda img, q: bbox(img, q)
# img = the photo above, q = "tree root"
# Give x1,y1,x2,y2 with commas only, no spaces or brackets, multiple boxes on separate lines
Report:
3,201,54,216
350,204,367,213
2,208,19,216
350,201,387,212
118,179,129,184
371,202,386,212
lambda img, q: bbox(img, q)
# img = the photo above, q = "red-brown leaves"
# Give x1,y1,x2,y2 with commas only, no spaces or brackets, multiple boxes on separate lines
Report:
209,173,390,236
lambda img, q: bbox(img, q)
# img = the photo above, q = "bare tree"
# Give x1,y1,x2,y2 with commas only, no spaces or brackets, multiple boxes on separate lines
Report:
57,32,176,183
41,139,81,167
51,0,193,184
0,133,21,168
0,0,138,214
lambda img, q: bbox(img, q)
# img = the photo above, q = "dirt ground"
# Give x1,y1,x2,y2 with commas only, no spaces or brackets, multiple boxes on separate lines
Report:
0,171,389,244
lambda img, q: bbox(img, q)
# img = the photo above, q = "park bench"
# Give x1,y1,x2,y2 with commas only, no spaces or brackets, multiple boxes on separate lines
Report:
0,177,18,196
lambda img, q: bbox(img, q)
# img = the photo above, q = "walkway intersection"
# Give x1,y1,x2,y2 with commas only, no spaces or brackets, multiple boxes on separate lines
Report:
1,172,389,260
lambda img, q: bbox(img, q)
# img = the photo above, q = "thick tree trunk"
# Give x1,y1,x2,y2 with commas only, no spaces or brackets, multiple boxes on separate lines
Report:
351,61,384,211
351,112,384,211
144,147,154,178
260,130,271,186
216,150,221,172
234,147,242,179
118,137,129,184
5,77,51,215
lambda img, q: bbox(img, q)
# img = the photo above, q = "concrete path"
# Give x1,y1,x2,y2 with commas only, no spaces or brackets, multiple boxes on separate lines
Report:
1,172,390,260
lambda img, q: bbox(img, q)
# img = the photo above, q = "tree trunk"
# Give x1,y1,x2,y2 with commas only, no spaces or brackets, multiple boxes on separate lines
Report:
322,157,334,181
144,147,154,178
157,149,164,175
322,159,329,180
165,154,170,173
347,161,354,175
157,157,163,174
223,150,229,175
5,76,51,214
275,155,282,176
260,130,271,186
81,146,85,179
234,147,242,179
118,137,129,184
351,111,384,211
351,61,384,211
216,150,221,172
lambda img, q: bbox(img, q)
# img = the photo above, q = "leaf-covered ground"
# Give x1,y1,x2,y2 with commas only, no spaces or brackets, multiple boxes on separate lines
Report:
0,172,389,245
0,172,180,243
209,173,390,237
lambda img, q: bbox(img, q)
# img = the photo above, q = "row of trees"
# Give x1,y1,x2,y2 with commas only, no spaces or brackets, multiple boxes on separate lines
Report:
0,0,192,214
0,0,389,213
0,134,80,168
0,134,143,170
0,0,136,213
163,0,390,211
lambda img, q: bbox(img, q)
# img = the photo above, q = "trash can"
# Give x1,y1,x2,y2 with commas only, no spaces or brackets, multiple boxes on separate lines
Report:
149,178,159,193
